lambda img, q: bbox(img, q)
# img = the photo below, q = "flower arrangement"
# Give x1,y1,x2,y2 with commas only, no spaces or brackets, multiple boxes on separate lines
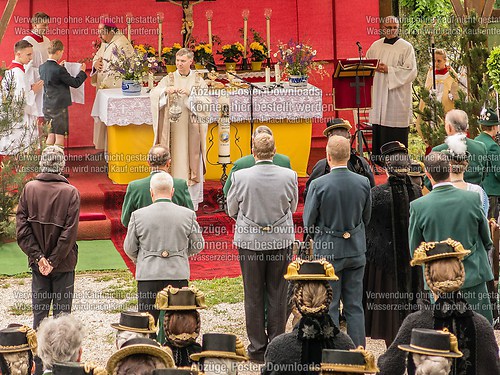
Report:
194,43,213,65
218,42,245,63
162,43,182,65
107,46,159,81
274,40,328,78
249,41,267,62
134,44,156,58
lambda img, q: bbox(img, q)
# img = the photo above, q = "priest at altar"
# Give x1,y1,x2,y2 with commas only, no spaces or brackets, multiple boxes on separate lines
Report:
150,48,211,211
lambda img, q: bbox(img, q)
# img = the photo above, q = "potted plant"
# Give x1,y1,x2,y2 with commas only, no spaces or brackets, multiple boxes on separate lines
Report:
107,46,159,96
249,41,267,71
162,43,182,72
193,43,213,69
218,42,244,71
274,40,327,87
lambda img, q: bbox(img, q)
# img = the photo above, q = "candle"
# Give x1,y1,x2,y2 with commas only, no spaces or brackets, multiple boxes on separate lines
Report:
148,72,154,90
126,13,132,41
218,94,231,164
265,67,271,86
265,8,272,58
206,10,213,48
157,12,164,58
275,64,280,84
242,9,249,59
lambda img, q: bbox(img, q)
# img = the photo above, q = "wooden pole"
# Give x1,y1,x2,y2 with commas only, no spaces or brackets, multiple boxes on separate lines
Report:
0,0,18,45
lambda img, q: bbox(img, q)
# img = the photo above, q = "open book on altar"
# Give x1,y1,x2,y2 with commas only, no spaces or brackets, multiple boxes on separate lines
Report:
333,58,378,110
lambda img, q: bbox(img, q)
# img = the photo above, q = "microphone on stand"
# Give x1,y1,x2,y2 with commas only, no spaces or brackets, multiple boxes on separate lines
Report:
356,41,363,61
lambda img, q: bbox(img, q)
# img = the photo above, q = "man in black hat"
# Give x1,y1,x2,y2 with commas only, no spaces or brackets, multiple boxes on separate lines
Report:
304,118,374,202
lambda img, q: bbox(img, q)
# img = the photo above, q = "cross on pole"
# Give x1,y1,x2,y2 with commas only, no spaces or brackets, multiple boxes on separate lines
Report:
350,72,365,107
156,0,215,47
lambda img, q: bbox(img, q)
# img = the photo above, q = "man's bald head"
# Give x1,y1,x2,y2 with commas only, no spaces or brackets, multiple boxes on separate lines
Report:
148,144,171,169
326,135,351,167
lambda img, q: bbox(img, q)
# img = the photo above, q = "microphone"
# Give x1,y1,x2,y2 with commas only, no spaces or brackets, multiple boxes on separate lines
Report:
356,41,362,50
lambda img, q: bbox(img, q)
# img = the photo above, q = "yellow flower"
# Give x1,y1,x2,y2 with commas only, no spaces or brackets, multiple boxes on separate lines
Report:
162,47,171,54
173,43,182,49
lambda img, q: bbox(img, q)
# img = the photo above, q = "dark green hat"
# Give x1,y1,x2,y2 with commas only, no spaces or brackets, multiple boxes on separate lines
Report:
479,107,500,126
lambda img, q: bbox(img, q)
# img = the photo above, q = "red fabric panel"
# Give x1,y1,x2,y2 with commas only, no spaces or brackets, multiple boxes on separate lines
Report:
0,0,379,148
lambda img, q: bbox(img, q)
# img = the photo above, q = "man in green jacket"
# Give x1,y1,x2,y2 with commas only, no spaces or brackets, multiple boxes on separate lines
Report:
409,152,493,322
121,144,193,227
475,108,500,219
223,125,291,196
425,109,487,189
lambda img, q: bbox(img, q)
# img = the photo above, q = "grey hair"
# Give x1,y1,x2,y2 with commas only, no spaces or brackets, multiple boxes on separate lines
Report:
39,146,65,173
176,48,194,60
37,314,84,370
253,125,273,138
413,354,452,375
150,171,173,195
3,352,30,375
445,109,469,132
115,330,148,350
203,358,238,375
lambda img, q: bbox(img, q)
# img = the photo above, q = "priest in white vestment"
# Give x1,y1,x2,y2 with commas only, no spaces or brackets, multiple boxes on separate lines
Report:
1,41,42,155
23,12,50,117
90,21,134,149
150,48,211,210
366,16,417,163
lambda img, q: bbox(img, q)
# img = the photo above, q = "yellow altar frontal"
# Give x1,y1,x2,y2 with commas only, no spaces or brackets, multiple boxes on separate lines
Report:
205,119,312,180
106,124,154,184
105,120,311,184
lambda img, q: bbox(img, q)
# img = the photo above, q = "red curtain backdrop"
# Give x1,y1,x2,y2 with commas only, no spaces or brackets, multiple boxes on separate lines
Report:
0,0,379,148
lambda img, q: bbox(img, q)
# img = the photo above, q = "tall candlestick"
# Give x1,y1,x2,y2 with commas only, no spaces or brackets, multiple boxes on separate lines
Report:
242,9,249,59
265,67,271,86
157,12,164,58
126,13,132,41
206,10,213,49
265,9,272,58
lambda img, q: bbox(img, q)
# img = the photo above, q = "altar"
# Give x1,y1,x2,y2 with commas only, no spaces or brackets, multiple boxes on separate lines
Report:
91,84,322,184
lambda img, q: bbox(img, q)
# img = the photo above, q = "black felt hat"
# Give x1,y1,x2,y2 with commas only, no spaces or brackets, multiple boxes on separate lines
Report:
408,160,425,177
110,311,156,333
155,285,207,311
190,333,248,362
52,362,106,375
323,118,352,136
398,328,463,358
320,347,379,373
284,259,339,281
380,141,407,156
106,337,175,373
410,238,470,266
0,325,37,354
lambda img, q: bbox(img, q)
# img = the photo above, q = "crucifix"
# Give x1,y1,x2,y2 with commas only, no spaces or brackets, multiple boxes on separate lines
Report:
157,0,215,47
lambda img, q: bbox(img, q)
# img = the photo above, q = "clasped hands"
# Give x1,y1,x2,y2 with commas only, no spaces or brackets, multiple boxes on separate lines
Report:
38,257,54,276
376,63,388,74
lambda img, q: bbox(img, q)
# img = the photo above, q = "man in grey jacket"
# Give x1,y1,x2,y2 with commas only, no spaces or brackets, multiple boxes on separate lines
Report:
124,172,204,323
227,133,298,363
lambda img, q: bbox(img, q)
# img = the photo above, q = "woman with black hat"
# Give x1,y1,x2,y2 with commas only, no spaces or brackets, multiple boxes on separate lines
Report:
364,141,423,347
262,260,355,375
378,239,500,374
